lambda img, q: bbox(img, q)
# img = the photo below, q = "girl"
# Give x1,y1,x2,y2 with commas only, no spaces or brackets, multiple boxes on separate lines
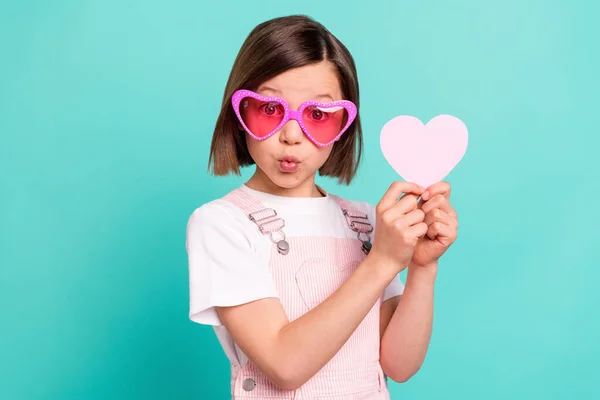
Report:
187,14,458,399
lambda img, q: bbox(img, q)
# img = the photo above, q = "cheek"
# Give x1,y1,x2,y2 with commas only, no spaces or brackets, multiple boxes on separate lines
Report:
310,145,334,166
319,143,335,158
246,134,273,164
246,132,335,171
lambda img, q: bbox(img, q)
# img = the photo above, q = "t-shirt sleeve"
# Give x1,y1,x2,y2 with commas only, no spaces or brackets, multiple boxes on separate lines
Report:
359,199,405,301
186,202,279,326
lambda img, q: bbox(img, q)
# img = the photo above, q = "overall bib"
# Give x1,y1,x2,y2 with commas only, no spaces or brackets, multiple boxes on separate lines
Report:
223,188,391,400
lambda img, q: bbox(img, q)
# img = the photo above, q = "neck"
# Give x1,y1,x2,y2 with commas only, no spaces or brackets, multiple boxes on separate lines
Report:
245,169,325,198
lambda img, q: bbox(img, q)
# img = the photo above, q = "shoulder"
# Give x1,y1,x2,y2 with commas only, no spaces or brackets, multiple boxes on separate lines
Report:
185,193,260,250
187,197,243,227
347,199,376,216
349,199,377,226
328,192,378,225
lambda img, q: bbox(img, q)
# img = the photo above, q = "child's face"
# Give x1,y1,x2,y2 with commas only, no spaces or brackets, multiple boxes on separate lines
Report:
246,61,343,195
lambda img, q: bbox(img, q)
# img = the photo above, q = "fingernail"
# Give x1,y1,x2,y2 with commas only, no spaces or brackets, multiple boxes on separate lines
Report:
423,191,430,199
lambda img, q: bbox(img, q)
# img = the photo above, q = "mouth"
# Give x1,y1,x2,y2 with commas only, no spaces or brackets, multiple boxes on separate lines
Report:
279,155,300,164
278,155,300,172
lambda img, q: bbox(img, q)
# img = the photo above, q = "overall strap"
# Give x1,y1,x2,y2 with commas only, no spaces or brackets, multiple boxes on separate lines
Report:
223,188,290,255
329,194,374,255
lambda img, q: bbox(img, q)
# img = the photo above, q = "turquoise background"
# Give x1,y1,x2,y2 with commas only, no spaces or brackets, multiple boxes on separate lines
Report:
2,0,599,399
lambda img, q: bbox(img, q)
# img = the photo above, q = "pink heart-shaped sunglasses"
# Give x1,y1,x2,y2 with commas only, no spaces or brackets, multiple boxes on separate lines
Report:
231,89,357,147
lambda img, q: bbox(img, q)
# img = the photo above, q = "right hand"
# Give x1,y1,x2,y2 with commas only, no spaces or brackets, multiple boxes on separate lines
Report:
370,182,429,272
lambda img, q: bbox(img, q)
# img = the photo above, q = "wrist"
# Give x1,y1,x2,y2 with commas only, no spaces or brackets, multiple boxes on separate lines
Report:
365,250,405,279
408,259,439,270
407,261,438,284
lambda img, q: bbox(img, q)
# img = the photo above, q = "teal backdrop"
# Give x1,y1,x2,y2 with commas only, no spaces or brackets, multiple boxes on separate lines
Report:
2,0,599,399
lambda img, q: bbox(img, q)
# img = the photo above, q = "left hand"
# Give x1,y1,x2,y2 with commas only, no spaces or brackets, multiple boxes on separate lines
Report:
410,181,458,268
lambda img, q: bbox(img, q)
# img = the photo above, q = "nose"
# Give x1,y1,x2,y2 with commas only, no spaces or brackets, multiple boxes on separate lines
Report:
278,119,304,145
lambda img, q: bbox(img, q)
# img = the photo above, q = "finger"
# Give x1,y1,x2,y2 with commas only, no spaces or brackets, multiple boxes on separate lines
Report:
424,208,457,228
426,222,457,245
424,208,443,226
421,181,451,201
421,194,456,216
397,208,426,227
394,194,420,214
378,182,425,212
407,222,429,239
380,195,420,224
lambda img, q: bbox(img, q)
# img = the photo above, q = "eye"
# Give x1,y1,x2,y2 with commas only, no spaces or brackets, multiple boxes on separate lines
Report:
306,106,331,122
260,102,281,116
311,109,324,120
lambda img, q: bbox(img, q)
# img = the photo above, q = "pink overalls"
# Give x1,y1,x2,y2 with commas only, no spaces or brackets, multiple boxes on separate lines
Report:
223,188,391,400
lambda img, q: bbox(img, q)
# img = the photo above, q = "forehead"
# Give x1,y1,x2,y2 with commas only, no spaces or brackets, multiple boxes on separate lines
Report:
256,61,342,104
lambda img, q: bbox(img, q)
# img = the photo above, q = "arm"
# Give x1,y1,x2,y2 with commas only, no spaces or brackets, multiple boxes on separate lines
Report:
217,252,399,391
379,181,458,382
209,181,426,390
379,262,437,383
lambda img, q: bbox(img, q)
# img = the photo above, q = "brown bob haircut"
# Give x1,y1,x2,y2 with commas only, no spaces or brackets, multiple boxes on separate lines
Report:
208,15,363,185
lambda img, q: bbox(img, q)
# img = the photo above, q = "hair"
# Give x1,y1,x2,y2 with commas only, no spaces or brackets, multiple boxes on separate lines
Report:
208,14,363,185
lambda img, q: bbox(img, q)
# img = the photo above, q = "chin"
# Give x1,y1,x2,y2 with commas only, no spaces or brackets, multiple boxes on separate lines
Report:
266,168,308,189
271,173,304,188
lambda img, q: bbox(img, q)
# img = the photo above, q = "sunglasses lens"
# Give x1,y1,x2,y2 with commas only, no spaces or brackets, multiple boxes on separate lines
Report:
302,105,348,145
239,97,285,138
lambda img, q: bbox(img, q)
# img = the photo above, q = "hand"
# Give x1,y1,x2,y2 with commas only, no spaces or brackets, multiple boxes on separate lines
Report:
370,182,429,272
410,182,458,268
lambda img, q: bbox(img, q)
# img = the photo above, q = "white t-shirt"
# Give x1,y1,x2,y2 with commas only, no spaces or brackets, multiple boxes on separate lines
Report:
186,183,405,366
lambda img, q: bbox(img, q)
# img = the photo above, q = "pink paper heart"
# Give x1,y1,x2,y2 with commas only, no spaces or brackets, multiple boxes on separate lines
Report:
380,114,468,189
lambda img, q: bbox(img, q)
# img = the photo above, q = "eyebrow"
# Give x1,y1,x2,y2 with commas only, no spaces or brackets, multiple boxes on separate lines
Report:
257,86,281,95
257,86,335,102
314,93,334,101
